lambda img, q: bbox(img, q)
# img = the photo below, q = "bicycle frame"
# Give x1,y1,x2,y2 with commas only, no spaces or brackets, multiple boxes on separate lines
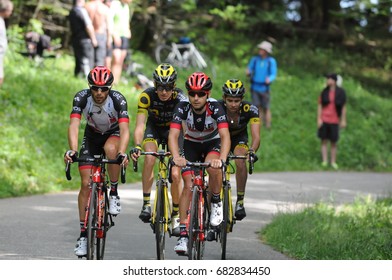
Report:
132,146,172,260
65,154,125,260
186,162,211,260
219,153,254,260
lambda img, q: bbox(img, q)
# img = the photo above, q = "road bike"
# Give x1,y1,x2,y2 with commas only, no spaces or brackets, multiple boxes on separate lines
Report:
218,151,256,260
65,154,126,260
184,161,213,260
132,143,173,260
155,37,216,78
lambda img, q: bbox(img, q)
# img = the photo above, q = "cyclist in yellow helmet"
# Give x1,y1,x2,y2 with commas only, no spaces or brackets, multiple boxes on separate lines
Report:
130,63,186,236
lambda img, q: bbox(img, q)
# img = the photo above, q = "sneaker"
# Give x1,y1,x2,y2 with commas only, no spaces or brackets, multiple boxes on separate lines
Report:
210,202,223,226
321,161,328,168
206,229,216,241
109,195,121,215
171,214,180,237
174,236,188,255
138,205,151,223
331,162,339,170
74,237,87,257
235,202,247,221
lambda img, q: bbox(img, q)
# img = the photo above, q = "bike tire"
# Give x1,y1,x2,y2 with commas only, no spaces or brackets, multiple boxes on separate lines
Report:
96,189,109,260
190,51,216,79
155,45,174,65
87,183,98,260
188,186,199,260
155,180,166,260
220,182,230,260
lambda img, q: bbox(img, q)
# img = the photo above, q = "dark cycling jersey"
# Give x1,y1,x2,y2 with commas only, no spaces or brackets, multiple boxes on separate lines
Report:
137,87,186,127
218,99,260,137
70,89,129,134
171,98,228,143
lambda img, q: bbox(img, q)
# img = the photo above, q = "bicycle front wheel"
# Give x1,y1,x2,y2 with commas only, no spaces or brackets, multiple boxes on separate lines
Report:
87,183,98,260
220,183,230,260
155,45,173,64
188,186,201,260
154,180,166,260
96,189,109,260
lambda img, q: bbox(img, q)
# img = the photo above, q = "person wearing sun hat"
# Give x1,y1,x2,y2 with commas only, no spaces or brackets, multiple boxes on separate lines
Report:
246,40,277,129
317,72,347,169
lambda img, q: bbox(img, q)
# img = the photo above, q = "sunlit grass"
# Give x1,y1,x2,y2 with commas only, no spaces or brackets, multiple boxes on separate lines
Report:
261,196,392,259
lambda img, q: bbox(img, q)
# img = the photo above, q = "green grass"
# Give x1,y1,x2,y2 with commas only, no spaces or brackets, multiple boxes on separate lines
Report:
0,42,391,198
261,196,392,259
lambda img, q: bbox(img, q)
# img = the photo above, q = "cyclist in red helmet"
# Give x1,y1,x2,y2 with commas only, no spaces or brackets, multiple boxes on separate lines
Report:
64,66,130,257
168,72,231,255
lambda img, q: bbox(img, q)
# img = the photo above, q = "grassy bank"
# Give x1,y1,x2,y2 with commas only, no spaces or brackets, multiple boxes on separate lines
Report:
261,196,392,259
0,44,391,198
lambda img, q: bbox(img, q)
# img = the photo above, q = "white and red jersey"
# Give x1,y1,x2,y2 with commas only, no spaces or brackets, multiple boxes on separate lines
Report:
70,89,129,134
170,98,228,143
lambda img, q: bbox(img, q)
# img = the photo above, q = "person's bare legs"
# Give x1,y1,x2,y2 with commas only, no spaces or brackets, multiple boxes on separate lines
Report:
321,139,328,165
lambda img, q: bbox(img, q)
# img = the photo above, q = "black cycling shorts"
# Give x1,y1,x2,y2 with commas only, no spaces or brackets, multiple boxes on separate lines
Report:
79,125,120,168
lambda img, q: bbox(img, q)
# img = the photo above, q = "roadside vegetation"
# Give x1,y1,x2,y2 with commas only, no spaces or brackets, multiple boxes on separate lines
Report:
262,196,392,259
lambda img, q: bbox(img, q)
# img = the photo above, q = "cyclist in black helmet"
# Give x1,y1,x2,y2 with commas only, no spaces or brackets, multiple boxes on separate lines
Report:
64,66,129,257
130,63,186,236
218,79,260,220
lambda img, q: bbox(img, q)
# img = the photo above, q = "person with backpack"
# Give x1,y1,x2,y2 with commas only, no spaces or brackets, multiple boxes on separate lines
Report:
246,40,277,129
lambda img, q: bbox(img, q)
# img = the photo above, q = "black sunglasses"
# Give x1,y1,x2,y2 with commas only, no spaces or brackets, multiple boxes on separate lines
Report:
157,85,174,91
188,91,207,98
90,86,111,92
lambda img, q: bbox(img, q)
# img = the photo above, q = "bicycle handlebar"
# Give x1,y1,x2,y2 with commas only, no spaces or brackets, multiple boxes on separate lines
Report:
65,155,126,183
132,150,172,172
226,152,256,175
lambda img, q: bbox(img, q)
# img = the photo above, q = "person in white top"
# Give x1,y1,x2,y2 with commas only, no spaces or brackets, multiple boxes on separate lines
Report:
0,0,13,87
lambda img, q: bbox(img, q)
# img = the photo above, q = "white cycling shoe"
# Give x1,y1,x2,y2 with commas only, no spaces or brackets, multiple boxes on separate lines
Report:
174,236,188,255
74,237,87,257
210,202,223,226
109,195,121,215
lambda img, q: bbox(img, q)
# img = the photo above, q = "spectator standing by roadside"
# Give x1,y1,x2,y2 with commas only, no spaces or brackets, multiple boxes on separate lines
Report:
103,0,114,68
0,0,13,87
246,40,277,129
317,73,347,170
85,0,112,67
69,0,97,78
110,0,132,84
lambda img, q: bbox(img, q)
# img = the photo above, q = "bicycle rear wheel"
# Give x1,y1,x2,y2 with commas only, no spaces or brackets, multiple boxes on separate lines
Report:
155,44,175,65
188,186,199,260
220,183,230,260
154,180,166,260
87,183,98,260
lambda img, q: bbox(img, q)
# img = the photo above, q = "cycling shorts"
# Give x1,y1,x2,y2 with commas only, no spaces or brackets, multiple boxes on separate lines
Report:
230,134,249,152
182,138,220,175
78,125,120,168
143,120,183,150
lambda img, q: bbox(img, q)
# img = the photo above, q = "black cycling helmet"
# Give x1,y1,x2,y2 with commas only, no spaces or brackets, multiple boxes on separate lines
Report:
185,72,212,92
153,63,177,86
87,66,114,86
222,79,245,98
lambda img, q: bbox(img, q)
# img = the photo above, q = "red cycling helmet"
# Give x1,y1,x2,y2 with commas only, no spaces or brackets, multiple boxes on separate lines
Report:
87,66,114,86
185,72,212,92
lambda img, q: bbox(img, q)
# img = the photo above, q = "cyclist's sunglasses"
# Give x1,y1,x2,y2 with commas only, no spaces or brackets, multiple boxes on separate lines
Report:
156,85,174,91
90,85,111,92
188,91,208,98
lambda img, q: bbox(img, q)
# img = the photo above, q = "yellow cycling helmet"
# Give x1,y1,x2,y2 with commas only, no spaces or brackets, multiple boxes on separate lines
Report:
153,63,177,86
222,79,245,98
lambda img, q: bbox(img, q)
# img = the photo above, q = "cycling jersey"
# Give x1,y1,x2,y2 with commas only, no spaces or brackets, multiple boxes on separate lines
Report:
70,89,129,134
171,98,228,143
137,87,186,127
218,100,260,137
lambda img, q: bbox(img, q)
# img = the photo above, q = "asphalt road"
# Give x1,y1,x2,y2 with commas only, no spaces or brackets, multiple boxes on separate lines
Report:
0,171,391,260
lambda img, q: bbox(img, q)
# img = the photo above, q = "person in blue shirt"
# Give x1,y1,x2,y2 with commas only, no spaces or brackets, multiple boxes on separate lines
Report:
246,41,277,129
